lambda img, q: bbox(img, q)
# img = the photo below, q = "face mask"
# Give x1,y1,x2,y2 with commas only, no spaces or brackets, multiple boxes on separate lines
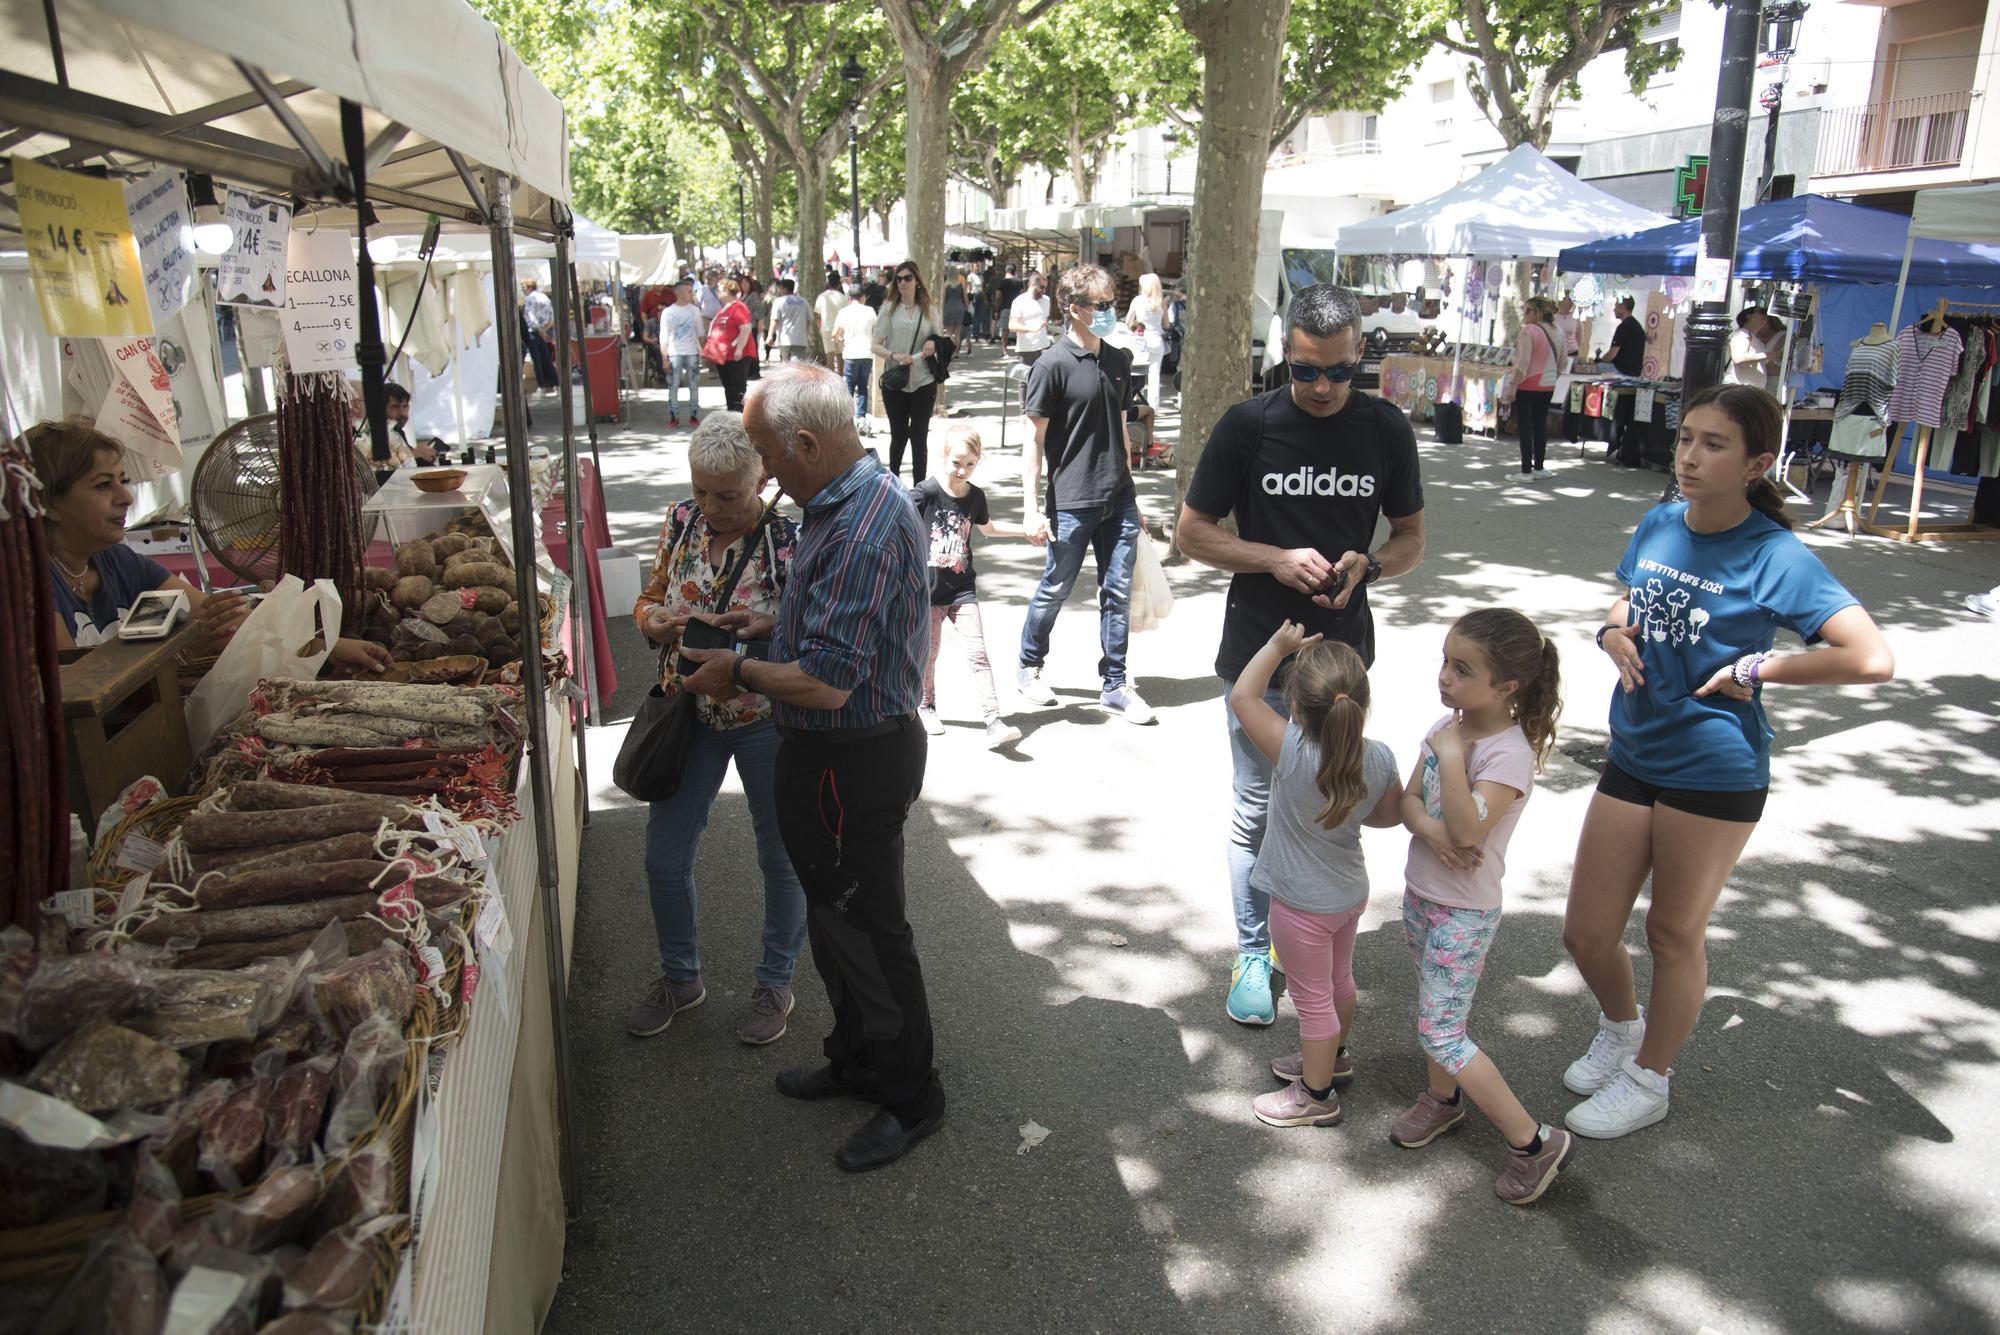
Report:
1089,308,1118,337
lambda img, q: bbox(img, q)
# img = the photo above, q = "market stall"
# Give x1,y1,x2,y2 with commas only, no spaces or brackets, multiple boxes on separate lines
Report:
1336,145,1668,442
1558,193,2000,526
0,1,598,1330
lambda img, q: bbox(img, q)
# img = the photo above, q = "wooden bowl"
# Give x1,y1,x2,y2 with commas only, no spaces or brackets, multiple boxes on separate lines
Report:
411,469,469,494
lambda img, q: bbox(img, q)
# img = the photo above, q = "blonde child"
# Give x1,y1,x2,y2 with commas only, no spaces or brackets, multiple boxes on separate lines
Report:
1391,608,1568,1204
1230,622,1402,1128
910,424,1043,749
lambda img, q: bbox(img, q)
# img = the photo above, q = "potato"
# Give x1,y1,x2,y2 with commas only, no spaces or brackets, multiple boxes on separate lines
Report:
469,586,511,615
362,627,393,646
419,591,462,625
391,575,434,611
499,604,522,635
431,533,476,560
395,540,438,580
364,594,398,631
485,638,519,667
444,615,476,639
390,647,414,663
446,634,484,659
413,643,443,661
363,567,399,593
472,616,507,648
441,561,510,591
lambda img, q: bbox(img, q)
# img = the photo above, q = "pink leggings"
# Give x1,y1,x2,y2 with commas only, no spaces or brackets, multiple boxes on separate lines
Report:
1268,898,1362,1042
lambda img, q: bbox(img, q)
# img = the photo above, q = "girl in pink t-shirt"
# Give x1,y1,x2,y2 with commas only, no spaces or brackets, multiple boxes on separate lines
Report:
1392,608,1568,1205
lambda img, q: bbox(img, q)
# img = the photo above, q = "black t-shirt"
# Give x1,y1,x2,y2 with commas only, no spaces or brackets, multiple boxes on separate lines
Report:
864,282,886,311
1185,386,1423,677
910,478,989,606
1024,336,1135,516
1610,316,1646,375
996,277,1024,319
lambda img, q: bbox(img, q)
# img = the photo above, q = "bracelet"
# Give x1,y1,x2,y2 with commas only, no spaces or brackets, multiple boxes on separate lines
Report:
1731,652,1766,689
730,654,749,691
1595,624,1618,651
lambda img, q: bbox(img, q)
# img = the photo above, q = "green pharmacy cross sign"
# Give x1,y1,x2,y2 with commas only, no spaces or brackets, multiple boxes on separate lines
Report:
1676,155,1710,218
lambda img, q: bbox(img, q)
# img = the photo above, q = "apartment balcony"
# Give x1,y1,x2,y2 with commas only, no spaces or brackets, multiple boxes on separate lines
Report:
1815,90,1973,176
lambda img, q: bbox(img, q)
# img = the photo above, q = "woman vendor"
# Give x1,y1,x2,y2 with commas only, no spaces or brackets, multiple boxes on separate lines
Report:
26,418,390,672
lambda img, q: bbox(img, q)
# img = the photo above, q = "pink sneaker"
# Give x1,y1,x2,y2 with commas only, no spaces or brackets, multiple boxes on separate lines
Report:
1389,1090,1467,1148
1252,1080,1343,1128
1269,1048,1355,1087
1494,1126,1573,1205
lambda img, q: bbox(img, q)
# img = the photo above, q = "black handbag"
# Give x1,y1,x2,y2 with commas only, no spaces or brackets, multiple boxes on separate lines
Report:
612,501,778,802
879,313,924,393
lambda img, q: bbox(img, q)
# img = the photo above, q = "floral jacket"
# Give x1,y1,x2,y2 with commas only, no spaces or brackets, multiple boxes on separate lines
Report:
633,498,797,729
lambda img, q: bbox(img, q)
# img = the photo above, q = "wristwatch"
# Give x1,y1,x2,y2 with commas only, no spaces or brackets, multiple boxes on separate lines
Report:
730,654,749,691
1362,552,1383,586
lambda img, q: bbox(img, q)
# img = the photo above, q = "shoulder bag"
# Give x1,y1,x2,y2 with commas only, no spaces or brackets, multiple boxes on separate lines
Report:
879,311,924,394
613,499,781,802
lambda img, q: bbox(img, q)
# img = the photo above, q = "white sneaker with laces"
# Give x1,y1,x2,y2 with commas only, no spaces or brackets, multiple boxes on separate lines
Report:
1563,1009,1646,1095
983,717,1023,749
1564,1055,1670,1139
918,707,944,736
1534,468,1554,478
1016,665,1057,706
1101,684,1156,725
1964,592,2000,619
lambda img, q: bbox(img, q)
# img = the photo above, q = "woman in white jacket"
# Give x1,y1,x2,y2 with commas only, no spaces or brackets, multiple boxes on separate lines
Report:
1126,272,1169,410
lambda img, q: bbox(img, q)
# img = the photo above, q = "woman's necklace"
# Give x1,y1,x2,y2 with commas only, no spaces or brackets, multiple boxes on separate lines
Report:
49,549,92,599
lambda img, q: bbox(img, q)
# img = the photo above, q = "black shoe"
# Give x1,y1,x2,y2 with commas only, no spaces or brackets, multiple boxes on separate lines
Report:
776,1063,878,1101
834,1107,943,1173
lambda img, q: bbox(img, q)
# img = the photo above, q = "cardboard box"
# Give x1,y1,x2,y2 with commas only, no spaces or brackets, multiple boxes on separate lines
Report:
597,548,641,615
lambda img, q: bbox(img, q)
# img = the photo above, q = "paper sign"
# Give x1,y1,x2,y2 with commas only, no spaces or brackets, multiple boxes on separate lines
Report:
94,338,182,478
281,228,361,373
1694,256,1732,304
218,189,291,308
116,875,148,919
51,889,93,928
114,833,166,874
13,157,149,337
238,307,283,368
121,168,194,326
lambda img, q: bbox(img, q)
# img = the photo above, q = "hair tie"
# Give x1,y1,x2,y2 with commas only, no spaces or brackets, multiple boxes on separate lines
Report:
1334,692,1350,703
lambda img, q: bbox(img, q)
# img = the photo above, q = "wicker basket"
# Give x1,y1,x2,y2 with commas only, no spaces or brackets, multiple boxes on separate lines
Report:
87,793,202,891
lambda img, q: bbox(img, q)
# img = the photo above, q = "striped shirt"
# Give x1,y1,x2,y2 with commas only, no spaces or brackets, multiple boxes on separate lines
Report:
770,451,929,730
1884,324,1963,429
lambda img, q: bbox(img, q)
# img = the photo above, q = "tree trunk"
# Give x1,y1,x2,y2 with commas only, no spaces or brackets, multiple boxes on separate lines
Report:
902,53,952,287
1172,0,1293,531
751,165,776,284
796,164,829,354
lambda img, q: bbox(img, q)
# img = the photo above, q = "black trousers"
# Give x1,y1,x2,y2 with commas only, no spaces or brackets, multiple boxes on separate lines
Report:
884,383,937,482
774,718,944,1122
1515,389,1553,472
718,358,752,412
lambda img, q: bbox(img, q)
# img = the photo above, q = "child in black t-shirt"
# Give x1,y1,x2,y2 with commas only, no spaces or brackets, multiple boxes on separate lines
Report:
911,424,1044,749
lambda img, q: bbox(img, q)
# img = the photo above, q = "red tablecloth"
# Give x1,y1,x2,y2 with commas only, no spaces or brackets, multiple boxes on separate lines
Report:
154,459,617,703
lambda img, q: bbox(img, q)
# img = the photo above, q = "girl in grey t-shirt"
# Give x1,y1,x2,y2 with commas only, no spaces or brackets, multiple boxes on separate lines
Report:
1225,621,1401,1130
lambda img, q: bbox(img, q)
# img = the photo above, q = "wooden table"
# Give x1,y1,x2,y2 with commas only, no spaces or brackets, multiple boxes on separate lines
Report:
59,623,199,821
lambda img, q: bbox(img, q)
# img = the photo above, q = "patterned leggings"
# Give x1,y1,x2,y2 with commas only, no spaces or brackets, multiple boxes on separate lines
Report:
923,601,999,721
1402,888,1503,1075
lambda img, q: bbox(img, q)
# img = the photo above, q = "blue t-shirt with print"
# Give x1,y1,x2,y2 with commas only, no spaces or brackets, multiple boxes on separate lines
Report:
51,542,170,645
1609,503,1857,791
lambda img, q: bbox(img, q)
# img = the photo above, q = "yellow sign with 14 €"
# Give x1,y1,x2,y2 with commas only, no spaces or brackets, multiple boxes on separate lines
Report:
13,156,149,337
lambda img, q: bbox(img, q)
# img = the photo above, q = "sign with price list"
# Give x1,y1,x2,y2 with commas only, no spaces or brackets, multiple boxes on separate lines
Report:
12,156,148,337
281,227,360,374
218,189,291,309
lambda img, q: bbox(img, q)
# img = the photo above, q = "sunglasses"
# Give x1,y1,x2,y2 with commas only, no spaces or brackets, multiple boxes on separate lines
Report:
1073,298,1115,312
1288,360,1361,385
896,274,917,282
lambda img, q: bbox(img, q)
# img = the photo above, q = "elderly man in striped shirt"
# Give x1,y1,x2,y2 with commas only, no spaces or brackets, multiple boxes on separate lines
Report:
681,361,944,1173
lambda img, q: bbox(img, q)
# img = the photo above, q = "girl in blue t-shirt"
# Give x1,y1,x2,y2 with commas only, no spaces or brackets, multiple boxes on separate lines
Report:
1559,385,1893,1141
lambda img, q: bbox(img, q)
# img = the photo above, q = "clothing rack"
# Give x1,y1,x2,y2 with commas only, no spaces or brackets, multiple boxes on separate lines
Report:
1862,299,2000,544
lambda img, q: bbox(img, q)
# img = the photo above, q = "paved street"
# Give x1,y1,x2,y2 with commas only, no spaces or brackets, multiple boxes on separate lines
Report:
541,347,2000,1335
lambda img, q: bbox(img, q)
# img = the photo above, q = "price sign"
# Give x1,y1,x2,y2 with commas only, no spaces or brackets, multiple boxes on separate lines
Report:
218,189,291,308
280,228,360,374
13,157,148,337
122,169,195,326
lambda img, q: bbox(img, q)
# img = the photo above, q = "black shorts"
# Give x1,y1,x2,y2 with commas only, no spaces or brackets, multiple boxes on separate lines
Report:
1597,759,1767,824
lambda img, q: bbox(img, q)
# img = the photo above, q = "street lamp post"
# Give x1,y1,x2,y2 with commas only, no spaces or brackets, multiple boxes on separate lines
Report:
1681,0,1761,398
1162,129,1180,195
842,54,864,278
1757,1,1808,202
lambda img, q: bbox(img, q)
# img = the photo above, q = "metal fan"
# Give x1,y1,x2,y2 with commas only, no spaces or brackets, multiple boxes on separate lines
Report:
189,412,285,584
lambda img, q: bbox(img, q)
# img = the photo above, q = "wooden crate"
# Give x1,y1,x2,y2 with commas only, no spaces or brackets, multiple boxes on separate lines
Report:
58,623,198,822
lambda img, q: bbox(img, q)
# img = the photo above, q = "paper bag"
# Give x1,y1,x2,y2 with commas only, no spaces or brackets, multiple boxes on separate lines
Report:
184,575,341,750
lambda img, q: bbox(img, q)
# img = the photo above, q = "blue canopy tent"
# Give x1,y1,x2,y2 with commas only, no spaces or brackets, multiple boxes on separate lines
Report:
1557,195,2000,519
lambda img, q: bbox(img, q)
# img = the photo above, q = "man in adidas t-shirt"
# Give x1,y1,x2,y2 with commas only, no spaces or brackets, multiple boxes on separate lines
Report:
1178,283,1426,1028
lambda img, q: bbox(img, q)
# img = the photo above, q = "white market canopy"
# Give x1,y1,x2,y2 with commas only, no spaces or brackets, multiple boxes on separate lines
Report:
619,234,681,286
0,0,572,238
1909,181,2000,244
1335,144,1670,261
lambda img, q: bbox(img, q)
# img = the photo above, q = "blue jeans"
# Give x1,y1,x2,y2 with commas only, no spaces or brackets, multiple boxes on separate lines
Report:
1018,494,1140,688
667,353,699,420
1223,677,1289,954
643,718,806,989
843,358,872,422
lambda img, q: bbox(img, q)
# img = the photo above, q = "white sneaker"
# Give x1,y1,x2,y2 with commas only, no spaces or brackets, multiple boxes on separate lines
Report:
918,707,944,736
1534,468,1554,478
1016,666,1057,706
1964,592,2000,619
983,717,1023,749
1100,684,1156,725
1564,1055,1670,1139
1562,1009,1646,1095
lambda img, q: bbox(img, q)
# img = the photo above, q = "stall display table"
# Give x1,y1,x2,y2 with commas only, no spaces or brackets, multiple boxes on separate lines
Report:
363,465,509,545
1380,354,1509,435
1562,376,1681,468
399,698,581,1334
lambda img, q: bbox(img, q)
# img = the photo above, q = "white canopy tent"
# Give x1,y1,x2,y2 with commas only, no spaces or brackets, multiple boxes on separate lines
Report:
1886,182,2000,330
618,234,680,286
1335,144,1670,260
0,6,592,1324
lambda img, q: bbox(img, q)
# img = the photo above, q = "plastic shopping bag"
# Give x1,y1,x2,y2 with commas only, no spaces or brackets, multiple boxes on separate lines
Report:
185,575,342,750
1129,528,1174,633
